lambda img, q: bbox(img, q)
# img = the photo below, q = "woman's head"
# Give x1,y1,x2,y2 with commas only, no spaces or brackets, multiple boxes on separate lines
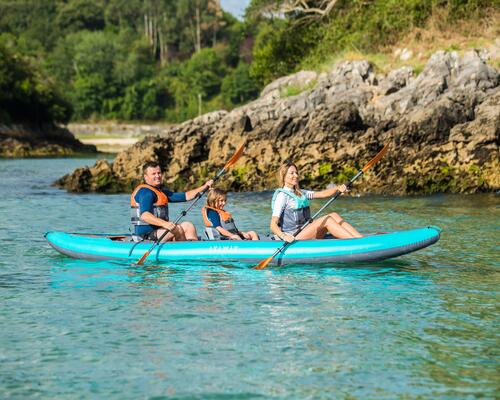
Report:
278,161,301,194
207,188,227,209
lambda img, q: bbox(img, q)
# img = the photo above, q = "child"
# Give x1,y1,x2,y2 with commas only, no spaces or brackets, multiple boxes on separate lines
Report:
202,188,259,240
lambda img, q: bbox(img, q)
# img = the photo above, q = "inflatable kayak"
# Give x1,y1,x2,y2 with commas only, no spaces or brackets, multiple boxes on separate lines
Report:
44,226,441,266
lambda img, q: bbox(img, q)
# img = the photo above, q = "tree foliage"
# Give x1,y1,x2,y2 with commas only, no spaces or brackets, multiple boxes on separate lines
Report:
0,0,258,123
0,38,72,125
0,0,496,124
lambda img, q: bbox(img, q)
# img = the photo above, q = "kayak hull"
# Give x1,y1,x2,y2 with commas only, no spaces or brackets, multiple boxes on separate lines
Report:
44,226,441,266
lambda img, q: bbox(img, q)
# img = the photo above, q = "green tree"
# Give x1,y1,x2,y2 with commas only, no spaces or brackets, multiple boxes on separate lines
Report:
250,20,321,85
182,47,226,98
56,0,105,34
0,40,72,125
0,0,59,50
221,62,260,106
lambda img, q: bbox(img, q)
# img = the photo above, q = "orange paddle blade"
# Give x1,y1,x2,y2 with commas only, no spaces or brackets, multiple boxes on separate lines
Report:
136,250,150,265
224,142,245,170
362,144,388,173
253,255,274,270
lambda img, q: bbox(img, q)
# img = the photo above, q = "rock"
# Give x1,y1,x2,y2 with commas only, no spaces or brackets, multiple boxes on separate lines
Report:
0,123,97,158
56,49,500,195
377,66,414,95
400,48,413,61
261,70,318,99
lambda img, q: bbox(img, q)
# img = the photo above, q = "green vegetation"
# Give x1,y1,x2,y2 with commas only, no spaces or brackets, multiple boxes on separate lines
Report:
0,0,260,125
248,0,499,84
280,79,318,98
404,161,490,193
0,0,497,126
0,38,72,125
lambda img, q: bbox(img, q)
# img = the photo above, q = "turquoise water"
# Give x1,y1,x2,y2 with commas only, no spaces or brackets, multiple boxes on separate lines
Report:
0,158,498,399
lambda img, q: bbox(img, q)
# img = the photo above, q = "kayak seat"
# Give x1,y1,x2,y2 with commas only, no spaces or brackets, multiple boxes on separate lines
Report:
203,227,228,241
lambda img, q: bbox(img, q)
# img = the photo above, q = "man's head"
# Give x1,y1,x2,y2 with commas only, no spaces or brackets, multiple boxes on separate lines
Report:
143,161,162,187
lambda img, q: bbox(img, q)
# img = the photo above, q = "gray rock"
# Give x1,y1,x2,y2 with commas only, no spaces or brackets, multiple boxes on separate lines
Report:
56,49,500,195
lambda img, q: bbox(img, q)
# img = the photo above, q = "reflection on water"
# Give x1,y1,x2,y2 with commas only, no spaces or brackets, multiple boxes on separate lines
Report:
0,158,498,398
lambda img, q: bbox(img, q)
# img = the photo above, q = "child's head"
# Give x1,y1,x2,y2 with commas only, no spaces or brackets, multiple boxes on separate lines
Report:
207,188,227,209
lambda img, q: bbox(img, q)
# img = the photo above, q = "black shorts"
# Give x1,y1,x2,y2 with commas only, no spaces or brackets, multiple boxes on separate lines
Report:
142,230,159,241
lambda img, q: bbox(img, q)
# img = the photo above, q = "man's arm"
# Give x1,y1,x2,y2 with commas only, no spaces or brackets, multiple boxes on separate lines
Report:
140,212,176,231
184,180,213,201
136,188,176,230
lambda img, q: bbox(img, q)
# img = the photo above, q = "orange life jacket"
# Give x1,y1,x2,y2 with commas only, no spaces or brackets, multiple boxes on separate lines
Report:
130,184,169,227
202,206,239,239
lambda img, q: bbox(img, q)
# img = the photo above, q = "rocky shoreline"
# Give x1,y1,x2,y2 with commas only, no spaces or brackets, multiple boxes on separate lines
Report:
0,124,97,158
56,49,499,195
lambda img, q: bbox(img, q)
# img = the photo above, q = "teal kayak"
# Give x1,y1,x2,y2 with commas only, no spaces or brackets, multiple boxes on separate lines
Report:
44,226,441,266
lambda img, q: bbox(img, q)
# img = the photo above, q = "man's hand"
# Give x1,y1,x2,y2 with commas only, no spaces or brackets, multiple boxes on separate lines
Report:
162,221,177,231
230,234,242,240
337,184,349,194
205,179,214,190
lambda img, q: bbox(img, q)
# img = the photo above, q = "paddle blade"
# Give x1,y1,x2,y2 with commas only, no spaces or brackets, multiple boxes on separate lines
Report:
362,144,388,173
224,141,245,170
136,250,150,265
253,255,274,270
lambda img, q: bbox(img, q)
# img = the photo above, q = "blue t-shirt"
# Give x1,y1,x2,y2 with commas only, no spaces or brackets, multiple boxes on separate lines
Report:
134,186,186,235
206,208,222,228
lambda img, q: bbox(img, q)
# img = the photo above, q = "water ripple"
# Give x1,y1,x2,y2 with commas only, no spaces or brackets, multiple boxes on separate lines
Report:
0,158,498,399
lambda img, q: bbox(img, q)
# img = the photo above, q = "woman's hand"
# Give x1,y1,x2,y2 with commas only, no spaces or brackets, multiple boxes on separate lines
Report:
281,232,295,243
230,234,242,240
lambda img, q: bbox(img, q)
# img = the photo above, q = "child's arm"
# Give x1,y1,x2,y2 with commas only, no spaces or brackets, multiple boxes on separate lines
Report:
216,226,241,240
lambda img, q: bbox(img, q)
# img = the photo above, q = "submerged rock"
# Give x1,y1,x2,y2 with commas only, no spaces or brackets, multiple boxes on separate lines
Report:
56,49,499,195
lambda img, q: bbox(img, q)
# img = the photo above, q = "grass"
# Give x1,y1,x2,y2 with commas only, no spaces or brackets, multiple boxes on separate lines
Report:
279,79,318,98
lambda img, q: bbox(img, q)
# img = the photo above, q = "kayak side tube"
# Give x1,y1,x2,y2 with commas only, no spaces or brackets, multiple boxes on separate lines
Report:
44,226,441,266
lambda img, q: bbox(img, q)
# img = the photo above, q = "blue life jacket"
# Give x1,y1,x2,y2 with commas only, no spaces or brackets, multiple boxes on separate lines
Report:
271,188,311,234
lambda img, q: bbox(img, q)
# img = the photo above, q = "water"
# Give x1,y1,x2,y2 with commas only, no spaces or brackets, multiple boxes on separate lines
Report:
0,158,498,399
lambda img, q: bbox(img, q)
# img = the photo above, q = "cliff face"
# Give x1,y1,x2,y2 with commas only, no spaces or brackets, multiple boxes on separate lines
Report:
56,49,499,195
0,124,97,157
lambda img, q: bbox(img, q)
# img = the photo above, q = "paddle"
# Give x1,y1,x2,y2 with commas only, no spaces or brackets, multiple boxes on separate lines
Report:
253,144,389,270
135,117,252,265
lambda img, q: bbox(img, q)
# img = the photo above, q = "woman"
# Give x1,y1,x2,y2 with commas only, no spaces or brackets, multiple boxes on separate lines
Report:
270,161,363,242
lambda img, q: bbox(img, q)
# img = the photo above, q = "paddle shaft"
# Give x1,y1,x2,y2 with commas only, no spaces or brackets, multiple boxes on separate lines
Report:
266,170,364,263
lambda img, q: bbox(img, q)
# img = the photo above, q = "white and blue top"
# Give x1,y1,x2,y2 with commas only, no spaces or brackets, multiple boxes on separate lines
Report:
271,187,314,233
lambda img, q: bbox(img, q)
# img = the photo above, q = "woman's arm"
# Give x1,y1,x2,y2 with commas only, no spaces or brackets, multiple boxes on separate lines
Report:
270,216,294,243
313,184,348,199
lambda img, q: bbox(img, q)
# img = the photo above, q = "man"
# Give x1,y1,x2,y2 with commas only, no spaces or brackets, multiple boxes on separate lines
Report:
131,161,212,242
